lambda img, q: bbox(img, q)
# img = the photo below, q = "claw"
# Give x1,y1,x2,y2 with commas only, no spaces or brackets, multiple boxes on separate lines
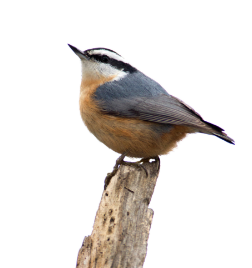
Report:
104,152,127,190
104,155,160,190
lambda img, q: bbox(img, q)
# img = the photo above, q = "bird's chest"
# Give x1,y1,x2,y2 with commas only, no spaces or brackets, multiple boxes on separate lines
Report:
79,76,117,136
79,89,101,135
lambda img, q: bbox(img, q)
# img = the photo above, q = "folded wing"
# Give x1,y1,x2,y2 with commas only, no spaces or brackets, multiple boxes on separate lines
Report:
94,71,234,144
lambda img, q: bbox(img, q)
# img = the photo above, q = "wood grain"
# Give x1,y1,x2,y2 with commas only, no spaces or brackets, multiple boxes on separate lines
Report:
76,159,160,268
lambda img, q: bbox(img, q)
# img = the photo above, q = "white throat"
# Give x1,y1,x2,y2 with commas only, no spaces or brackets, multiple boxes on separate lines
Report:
81,59,127,81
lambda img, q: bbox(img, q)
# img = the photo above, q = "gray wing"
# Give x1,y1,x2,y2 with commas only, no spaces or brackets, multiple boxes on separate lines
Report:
95,71,234,144
95,71,209,129
97,94,209,129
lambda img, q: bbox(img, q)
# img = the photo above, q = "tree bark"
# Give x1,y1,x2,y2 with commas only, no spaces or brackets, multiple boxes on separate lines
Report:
76,159,160,268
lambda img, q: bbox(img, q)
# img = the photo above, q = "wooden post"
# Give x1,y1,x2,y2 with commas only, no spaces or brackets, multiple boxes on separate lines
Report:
76,159,160,268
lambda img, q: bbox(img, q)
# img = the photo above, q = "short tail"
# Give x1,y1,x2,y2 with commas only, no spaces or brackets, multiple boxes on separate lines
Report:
204,121,235,145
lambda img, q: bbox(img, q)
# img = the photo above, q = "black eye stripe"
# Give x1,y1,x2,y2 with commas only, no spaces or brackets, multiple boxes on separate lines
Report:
90,54,137,73
90,54,109,63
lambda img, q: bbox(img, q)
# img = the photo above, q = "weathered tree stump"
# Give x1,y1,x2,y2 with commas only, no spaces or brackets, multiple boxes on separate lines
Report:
76,159,160,268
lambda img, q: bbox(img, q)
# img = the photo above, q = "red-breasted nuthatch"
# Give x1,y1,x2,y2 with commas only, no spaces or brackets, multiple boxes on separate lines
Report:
68,44,234,164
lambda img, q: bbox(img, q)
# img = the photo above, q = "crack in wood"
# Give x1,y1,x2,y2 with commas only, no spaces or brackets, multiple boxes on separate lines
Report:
124,186,134,193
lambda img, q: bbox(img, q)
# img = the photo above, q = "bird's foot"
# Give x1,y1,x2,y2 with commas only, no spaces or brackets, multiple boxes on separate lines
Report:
104,155,160,190
104,153,127,190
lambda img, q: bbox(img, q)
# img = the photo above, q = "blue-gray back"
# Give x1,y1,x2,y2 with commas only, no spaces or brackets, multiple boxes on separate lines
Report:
95,71,169,101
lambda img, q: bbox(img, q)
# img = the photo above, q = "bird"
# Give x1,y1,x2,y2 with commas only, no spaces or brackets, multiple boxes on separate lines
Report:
68,44,234,187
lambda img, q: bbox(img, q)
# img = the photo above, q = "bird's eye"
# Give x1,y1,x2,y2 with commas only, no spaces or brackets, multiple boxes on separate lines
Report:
101,55,109,63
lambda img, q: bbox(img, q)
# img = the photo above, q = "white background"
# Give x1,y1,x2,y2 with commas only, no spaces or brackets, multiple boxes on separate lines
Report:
0,1,251,267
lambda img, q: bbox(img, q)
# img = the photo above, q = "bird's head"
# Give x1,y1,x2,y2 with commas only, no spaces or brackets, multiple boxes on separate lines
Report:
68,45,137,82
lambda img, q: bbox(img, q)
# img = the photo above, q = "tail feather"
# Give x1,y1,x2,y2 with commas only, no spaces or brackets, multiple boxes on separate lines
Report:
213,132,235,144
204,121,235,145
204,121,224,132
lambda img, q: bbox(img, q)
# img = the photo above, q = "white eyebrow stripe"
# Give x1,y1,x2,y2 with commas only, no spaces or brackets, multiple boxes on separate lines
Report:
88,49,128,63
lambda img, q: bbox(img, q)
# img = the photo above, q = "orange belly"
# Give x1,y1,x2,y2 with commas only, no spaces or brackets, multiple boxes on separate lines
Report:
84,115,189,158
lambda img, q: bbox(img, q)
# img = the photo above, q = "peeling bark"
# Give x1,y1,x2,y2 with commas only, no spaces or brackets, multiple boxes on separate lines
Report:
76,159,160,268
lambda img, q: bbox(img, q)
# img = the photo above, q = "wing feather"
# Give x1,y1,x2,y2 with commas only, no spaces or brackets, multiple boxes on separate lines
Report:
94,71,234,144
98,94,206,128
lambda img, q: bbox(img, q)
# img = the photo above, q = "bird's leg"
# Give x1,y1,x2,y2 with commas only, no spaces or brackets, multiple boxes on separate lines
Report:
104,154,160,190
104,152,127,190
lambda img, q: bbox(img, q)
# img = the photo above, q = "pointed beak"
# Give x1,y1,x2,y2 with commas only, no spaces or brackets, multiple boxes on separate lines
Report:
68,44,88,60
